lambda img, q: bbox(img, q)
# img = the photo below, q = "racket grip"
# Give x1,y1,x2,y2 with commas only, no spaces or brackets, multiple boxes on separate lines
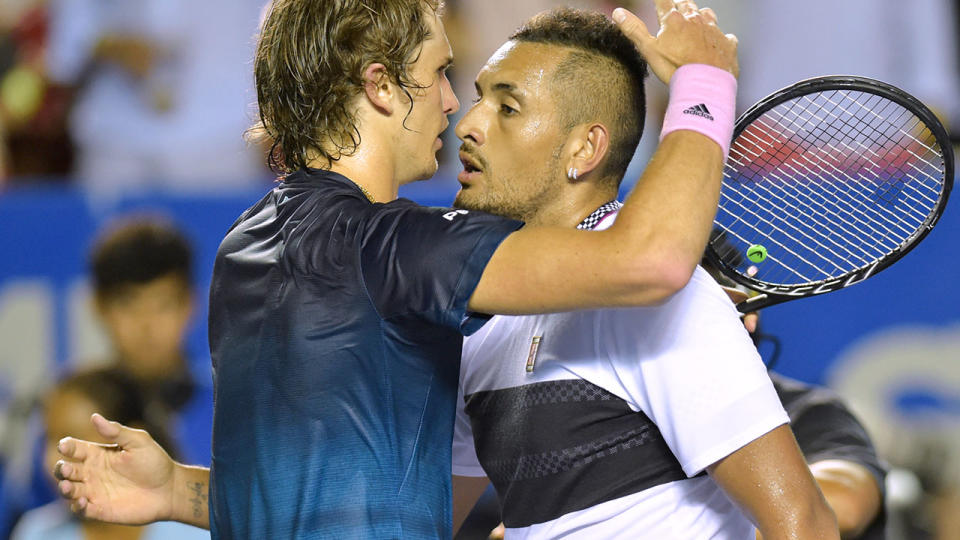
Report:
660,64,737,158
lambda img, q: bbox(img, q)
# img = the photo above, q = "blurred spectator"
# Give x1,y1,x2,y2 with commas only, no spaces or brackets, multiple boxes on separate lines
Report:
89,217,212,467
0,216,213,536
830,328,960,540
9,367,209,540
0,0,74,184
44,0,270,193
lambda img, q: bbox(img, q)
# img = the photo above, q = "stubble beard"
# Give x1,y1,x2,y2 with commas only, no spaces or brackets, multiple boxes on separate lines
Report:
453,161,561,223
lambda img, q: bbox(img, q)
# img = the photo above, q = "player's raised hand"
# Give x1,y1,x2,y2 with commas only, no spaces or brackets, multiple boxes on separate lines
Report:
613,0,738,84
54,413,177,525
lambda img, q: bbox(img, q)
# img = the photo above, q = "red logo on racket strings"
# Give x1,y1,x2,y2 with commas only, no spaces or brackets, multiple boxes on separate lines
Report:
683,103,714,121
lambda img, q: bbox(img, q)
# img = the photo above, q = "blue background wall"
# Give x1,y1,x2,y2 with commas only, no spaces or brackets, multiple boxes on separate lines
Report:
0,174,957,410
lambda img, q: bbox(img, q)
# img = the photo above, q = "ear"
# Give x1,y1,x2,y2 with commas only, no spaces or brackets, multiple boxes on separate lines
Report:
564,123,609,181
362,63,395,116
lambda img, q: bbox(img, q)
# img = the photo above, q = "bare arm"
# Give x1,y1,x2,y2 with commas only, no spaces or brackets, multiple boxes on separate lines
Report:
807,460,882,539
468,0,738,315
54,414,210,529
708,424,840,540
452,475,491,535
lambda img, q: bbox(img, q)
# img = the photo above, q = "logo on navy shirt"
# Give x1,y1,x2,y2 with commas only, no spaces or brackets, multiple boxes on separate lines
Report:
443,209,469,221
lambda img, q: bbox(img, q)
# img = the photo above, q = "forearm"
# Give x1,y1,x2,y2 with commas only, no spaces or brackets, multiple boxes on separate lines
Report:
169,464,211,529
612,129,726,286
753,495,838,540
711,425,839,540
808,460,882,538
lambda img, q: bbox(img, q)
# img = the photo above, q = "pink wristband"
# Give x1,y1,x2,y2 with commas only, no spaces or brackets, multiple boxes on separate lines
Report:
659,64,737,158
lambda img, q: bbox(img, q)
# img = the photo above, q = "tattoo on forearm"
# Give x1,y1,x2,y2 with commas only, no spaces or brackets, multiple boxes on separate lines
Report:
187,481,207,519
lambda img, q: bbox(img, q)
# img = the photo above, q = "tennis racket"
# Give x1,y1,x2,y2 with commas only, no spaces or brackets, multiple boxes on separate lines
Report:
704,76,954,313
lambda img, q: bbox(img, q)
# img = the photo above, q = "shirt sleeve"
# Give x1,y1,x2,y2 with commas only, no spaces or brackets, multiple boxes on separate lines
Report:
359,201,523,334
452,384,486,477
602,267,789,477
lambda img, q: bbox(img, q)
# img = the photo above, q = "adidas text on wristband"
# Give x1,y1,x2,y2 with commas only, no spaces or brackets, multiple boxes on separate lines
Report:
659,64,737,158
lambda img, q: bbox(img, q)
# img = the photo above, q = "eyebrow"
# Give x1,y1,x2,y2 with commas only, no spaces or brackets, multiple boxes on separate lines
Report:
474,79,525,102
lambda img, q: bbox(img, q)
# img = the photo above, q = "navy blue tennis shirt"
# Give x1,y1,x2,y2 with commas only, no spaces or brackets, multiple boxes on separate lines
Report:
207,168,522,539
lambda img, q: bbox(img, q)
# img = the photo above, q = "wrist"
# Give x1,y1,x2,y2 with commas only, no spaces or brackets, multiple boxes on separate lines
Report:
169,463,210,528
660,64,737,158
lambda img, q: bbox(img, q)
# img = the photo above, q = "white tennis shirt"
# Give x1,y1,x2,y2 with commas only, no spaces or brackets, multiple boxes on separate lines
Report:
454,206,789,539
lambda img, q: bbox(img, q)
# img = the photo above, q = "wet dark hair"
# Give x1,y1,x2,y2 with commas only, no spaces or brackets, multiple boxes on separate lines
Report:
250,0,444,172
50,367,179,459
511,8,648,185
90,219,192,299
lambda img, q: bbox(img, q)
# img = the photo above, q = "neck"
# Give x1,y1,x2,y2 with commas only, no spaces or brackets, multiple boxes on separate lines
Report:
312,146,399,203
308,103,405,203
525,183,619,229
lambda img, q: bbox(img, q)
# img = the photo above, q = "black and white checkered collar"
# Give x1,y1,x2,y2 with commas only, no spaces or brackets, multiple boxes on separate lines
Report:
576,200,623,230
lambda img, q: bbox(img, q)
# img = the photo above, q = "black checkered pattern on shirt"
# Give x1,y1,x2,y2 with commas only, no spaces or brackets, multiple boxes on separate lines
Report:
524,379,615,405
576,200,623,230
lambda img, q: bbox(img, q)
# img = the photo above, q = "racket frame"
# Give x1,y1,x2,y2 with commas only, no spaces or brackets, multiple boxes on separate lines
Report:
704,75,955,312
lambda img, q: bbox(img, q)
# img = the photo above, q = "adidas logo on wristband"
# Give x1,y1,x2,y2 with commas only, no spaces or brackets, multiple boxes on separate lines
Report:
682,104,714,121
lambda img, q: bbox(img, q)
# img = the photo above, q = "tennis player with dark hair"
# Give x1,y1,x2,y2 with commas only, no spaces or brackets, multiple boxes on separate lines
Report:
448,8,837,539
52,1,761,538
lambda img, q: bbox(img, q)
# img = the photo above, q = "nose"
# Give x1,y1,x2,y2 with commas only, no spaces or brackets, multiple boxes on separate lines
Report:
455,101,485,146
441,73,459,115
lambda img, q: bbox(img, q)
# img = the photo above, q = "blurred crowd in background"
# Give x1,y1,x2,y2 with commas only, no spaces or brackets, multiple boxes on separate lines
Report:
1,1,959,539
3,0,959,190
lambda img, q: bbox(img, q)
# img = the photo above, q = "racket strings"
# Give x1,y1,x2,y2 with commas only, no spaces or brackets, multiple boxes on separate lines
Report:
765,125,922,242
731,124,906,262
715,88,946,287
747,101,915,241
721,155,876,266
813,92,944,201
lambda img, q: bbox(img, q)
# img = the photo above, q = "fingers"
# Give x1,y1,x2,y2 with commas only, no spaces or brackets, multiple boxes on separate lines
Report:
743,313,758,334
58,437,89,462
54,459,84,482
63,487,102,522
91,413,122,439
699,7,718,25
92,413,148,449
612,8,656,51
58,476,104,521
675,0,698,17
651,0,678,19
